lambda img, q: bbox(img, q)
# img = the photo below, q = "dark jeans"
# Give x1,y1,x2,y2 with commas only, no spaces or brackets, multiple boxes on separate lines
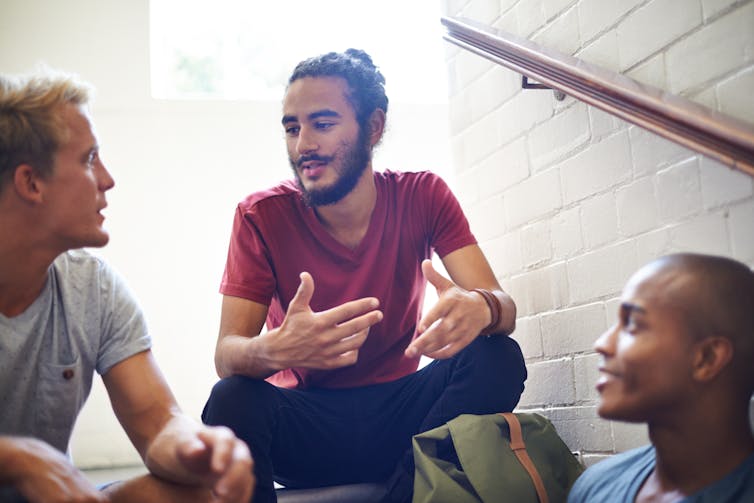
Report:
202,334,526,503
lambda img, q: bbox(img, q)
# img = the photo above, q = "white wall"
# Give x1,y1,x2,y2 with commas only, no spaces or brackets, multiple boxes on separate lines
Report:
0,0,452,468
442,0,754,465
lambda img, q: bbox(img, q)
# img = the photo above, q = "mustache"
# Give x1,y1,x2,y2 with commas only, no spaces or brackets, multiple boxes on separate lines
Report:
296,154,334,168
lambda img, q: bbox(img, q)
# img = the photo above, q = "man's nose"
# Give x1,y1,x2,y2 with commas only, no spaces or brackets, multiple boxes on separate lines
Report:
594,323,618,356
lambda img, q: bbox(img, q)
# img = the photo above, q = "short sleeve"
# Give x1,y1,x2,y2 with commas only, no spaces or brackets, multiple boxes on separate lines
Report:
422,172,477,258
220,203,278,304
95,261,151,375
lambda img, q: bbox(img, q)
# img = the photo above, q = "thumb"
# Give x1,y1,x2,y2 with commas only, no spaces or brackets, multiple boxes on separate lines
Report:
176,437,212,474
422,259,454,294
288,271,314,313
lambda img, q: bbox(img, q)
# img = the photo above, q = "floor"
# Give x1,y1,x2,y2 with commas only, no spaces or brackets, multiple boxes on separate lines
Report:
82,465,148,486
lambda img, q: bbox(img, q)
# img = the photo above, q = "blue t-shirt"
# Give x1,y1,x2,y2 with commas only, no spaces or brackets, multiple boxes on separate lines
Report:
568,445,754,502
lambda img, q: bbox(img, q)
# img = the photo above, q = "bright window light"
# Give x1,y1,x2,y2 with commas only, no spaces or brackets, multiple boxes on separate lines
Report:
150,0,449,103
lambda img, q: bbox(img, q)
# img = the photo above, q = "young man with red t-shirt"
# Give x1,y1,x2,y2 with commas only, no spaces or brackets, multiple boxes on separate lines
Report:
202,49,527,503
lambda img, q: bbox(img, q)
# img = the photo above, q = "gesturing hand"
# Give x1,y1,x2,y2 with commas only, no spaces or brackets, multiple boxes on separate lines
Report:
272,272,383,370
405,260,490,359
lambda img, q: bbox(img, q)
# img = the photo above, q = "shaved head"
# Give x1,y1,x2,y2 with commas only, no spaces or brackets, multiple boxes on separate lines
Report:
637,253,754,393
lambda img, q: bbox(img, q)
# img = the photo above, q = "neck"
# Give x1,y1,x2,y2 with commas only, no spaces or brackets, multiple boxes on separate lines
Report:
313,166,377,249
645,398,754,497
0,212,61,317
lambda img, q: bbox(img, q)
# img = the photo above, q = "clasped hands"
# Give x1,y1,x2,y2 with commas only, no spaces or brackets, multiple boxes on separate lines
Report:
5,426,253,503
272,259,491,370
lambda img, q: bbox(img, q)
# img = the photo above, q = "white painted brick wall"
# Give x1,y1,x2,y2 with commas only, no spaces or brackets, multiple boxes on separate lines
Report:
521,220,553,267
532,4,581,55
510,315,544,359
443,0,754,464
551,206,584,260
577,0,645,43
512,260,570,315
666,1,754,94
617,0,703,71
730,200,754,261
702,0,741,18
567,240,639,303
560,131,632,205
699,158,754,209
581,192,618,249
717,67,754,123
573,353,601,402
616,176,659,237
540,302,607,355
527,102,590,171
518,358,576,407
655,158,703,223
477,136,529,198
503,167,562,228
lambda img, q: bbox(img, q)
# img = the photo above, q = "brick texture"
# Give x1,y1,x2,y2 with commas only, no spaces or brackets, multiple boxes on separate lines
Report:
443,0,754,464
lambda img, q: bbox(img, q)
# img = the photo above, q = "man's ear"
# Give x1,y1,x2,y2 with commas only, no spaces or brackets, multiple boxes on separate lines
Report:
13,163,45,203
367,108,386,147
692,336,733,382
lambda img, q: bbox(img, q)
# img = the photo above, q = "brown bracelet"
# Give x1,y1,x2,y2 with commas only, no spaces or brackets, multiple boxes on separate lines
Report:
472,288,503,336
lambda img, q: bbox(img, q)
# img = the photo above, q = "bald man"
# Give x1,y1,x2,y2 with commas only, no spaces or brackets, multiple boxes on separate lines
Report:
568,253,754,502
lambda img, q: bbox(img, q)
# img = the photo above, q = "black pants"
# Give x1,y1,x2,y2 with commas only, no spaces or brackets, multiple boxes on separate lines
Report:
202,334,526,503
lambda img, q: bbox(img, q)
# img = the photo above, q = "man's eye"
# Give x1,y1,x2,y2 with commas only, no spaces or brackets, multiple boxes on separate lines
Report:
315,122,334,130
284,126,300,136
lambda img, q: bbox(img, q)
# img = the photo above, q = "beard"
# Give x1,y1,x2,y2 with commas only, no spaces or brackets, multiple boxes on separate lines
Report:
289,127,371,207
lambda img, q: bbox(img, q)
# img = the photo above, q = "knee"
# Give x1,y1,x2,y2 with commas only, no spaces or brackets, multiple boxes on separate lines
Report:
202,375,276,426
462,335,527,401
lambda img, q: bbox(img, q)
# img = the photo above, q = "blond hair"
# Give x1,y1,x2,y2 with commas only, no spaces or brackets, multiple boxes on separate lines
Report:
0,68,92,191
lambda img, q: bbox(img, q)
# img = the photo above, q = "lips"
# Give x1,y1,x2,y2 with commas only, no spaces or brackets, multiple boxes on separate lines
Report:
596,366,620,392
299,160,327,178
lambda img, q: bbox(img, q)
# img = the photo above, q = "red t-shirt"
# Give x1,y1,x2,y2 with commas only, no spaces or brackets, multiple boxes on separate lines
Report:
220,170,476,389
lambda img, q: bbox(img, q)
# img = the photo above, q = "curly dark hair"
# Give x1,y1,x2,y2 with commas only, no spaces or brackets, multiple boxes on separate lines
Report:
288,48,389,130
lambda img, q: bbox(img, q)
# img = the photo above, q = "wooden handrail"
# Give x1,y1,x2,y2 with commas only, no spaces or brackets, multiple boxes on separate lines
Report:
442,17,754,177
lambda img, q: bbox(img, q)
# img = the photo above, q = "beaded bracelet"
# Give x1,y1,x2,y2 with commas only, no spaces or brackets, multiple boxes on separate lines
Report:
472,288,503,336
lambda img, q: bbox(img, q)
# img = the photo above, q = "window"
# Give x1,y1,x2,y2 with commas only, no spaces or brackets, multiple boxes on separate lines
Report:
150,0,448,103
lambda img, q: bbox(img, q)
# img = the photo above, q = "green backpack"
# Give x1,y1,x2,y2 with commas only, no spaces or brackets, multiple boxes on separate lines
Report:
412,412,584,503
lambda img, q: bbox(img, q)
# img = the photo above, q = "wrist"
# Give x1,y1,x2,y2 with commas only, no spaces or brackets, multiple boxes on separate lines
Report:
471,288,502,336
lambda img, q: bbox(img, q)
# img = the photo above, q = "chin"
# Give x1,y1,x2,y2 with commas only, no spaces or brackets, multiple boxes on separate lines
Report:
86,230,110,248
597,401,645,423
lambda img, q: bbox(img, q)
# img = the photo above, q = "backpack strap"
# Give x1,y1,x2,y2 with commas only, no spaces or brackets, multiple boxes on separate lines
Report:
500,413,549,503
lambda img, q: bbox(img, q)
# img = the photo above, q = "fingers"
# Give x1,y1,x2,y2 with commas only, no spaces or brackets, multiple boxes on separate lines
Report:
317,298,382,346
210,440,254,502
190,427,254,503
287,271,314,314
320,296,381,327
422,259,453,294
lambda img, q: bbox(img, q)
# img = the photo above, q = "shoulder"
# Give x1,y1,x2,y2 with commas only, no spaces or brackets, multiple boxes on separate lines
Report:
691,451,754,502
53,249,109,279
377,169,448,186
377,170,453,197
237,180,301,214
569,446,655,502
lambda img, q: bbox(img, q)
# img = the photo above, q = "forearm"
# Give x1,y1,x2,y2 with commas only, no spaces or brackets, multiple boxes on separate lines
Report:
0,436,27,485
215,331,282,379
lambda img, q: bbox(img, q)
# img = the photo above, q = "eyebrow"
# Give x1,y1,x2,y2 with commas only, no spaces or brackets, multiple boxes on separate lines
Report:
620,302,647,315
281,109,340,125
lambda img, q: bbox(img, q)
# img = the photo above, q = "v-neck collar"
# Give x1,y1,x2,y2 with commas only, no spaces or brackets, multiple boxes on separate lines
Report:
299,173,386,261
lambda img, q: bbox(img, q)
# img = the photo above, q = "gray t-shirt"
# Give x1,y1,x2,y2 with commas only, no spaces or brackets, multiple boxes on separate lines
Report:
0,249,151,454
